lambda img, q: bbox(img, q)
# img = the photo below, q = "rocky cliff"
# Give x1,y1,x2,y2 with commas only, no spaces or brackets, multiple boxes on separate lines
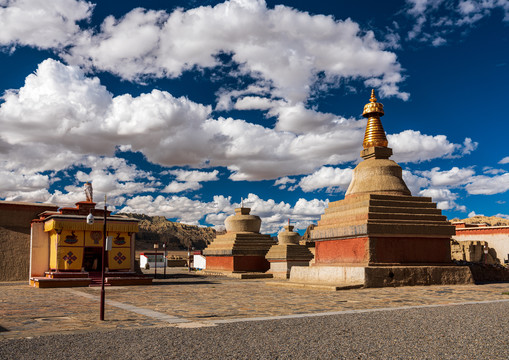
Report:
120,213,216,251
451,216,509,226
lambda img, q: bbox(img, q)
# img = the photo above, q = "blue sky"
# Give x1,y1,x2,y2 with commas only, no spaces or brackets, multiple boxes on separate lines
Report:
0,0,508,234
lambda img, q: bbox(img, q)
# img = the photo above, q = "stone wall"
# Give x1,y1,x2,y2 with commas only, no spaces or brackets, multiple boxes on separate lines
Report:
450,240,497,264
0,201,59,281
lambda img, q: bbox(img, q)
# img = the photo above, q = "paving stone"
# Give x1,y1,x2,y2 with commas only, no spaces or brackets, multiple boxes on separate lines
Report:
1,268,508,339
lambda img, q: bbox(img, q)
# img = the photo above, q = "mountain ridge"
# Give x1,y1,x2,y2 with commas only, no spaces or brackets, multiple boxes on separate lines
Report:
450,215,509,227
119,213,216,251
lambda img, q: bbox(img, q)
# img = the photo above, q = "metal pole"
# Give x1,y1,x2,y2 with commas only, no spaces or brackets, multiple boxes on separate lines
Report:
188,245,191,272
163,243,167,279
154,244,158,279
100,194,107,321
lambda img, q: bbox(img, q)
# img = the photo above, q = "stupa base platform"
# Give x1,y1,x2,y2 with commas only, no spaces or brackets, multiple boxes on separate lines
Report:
289,265,474,288
29,271,152,288
199,269,273,279
44,271,89,279
266,280,362,291
30,277,92,288
267,260,313,279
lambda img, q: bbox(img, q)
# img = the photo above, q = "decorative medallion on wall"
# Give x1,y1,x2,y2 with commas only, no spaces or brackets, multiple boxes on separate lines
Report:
91,231,102,245
114,252,126,264
63,251,77,265
64,231,78,244
113,233,126,245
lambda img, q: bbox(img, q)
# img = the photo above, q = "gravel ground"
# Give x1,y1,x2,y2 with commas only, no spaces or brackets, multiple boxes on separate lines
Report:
1,302,508,360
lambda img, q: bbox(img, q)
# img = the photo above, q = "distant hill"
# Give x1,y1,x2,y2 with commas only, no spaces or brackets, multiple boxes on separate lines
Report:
119,213,216,251
450,215,509,227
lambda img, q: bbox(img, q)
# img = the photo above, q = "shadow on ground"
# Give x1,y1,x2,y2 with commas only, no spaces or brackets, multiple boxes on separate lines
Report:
454,261,509,283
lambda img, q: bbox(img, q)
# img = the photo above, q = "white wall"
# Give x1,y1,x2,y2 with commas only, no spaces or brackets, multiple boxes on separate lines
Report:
193,255,206,269
140,254,167,268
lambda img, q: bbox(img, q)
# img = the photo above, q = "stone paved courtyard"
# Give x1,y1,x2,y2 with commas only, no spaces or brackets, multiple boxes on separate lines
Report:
1,269,509,340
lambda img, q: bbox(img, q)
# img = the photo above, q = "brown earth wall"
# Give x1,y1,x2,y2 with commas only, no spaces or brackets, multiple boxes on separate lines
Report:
0,202,58,230
0,202,59,281
0,227,31,281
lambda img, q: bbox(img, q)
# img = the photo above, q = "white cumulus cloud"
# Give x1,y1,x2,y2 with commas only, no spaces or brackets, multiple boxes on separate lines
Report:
0,59,366,181
0,0,93,49
499,156,509,164
120,192,329,234
274,176,296,190
62,0,408,107
388,130,471,163
0,170,50,194
402,170,429,195
465,173,509,195
169,169,219,183
162,169,219,193
298,167,353,193
419,188,465,211
418,166,475,187
0,58,474,199
162,181,202,194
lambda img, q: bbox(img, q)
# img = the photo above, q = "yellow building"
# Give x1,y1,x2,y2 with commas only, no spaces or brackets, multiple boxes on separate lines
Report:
29,201,150,287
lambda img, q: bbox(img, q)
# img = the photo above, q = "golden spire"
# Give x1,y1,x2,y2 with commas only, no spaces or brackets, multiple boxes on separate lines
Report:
362,89,388,149
369,89,377,102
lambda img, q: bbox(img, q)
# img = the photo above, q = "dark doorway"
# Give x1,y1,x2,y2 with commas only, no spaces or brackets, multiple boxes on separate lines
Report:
83,247,103,271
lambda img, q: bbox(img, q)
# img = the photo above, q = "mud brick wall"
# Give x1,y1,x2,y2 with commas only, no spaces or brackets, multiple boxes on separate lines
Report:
0,202,58,281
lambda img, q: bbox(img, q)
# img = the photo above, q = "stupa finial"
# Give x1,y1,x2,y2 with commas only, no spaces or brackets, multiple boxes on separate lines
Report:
284,218,294,233
370,89,377,103
362,89,388,149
